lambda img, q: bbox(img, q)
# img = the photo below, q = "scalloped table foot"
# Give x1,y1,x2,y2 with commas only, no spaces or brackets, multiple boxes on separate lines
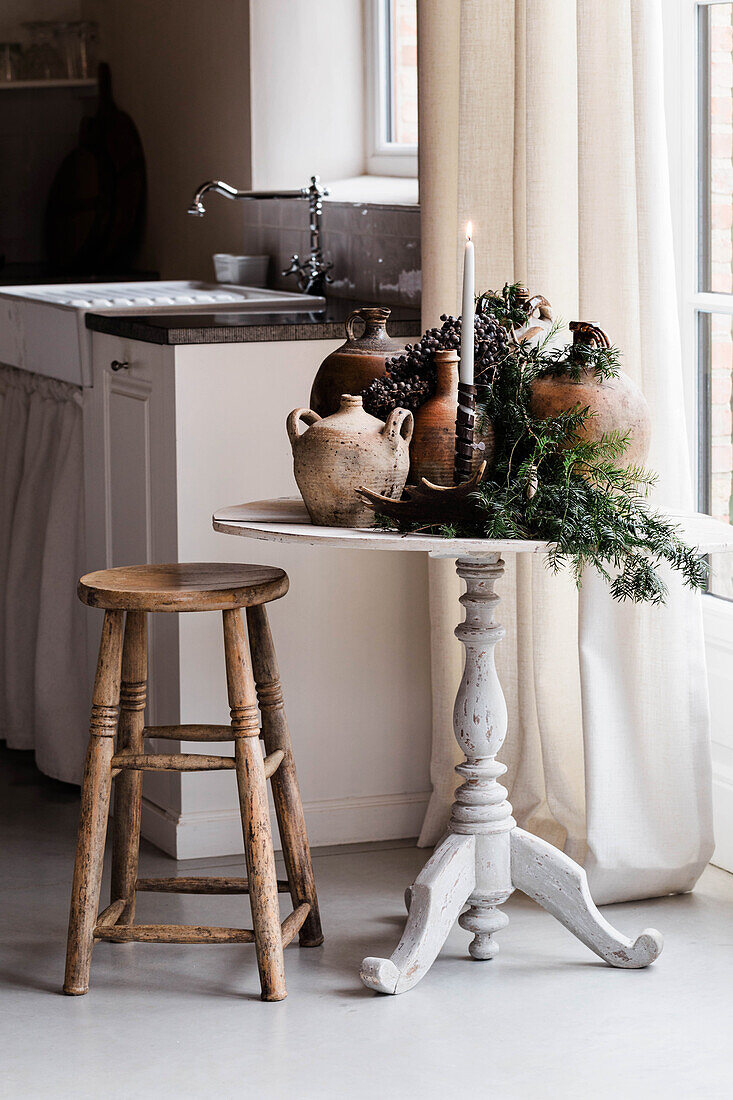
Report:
360,832,475,995
510,827,663,968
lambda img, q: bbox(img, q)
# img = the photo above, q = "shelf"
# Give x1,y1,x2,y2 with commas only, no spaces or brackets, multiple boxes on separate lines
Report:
0,79,96,91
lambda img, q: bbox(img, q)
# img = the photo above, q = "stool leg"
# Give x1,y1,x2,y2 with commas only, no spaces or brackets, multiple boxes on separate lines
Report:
223,608,286,1002
64,609,124,995
247,604,324,947
111,611,147,924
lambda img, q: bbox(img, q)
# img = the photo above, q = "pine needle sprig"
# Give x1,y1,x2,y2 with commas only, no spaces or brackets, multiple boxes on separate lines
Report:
475,283,530,331
536,340,623,382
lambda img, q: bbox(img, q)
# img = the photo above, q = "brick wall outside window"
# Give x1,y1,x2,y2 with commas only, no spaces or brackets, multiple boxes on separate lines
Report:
391,0,417,146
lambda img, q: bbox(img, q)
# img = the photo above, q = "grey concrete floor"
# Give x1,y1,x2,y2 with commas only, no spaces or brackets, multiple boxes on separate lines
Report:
2,743,733,1100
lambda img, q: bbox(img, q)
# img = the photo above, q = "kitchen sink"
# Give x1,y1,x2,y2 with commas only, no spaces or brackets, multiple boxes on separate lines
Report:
0,280,325,312
0,280,326,386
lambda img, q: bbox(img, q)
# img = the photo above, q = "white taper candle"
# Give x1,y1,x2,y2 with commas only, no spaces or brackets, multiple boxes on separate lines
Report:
460,222,475,385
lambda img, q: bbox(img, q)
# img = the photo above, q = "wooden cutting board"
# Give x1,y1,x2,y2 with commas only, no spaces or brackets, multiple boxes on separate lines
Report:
44,63,147,271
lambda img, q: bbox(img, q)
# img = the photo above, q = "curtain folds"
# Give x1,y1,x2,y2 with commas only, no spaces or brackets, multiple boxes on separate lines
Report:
0,364,89,784
417,0,713,902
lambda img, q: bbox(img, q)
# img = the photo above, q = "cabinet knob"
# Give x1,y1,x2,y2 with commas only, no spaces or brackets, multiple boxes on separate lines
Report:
110,360,129,372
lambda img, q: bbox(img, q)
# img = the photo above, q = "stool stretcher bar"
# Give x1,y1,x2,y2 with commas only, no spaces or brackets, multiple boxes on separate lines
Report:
135,876,291,894
144,724,238,741
93,903,310,947
110,749,284,776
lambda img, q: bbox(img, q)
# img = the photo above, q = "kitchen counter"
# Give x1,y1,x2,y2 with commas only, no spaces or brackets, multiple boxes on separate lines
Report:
85,298,421,345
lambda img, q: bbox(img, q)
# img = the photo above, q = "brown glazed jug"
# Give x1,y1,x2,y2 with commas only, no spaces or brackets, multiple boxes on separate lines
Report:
287,394,413,527
530,322,651,467
309,306,404,418
410,350,495,486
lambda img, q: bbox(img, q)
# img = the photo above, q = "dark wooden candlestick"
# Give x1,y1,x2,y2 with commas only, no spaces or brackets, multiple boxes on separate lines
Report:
454,382,477,486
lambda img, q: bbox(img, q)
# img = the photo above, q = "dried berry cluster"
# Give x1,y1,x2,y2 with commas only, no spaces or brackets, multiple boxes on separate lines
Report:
362,312,509,420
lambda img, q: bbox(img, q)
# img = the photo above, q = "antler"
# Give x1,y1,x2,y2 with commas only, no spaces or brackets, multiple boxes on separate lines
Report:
355,462,487,525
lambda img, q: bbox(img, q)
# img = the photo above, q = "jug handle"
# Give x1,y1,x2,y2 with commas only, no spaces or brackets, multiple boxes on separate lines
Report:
383,407,414,448
345,310,365,342
569,321,610,348
287,408,320,449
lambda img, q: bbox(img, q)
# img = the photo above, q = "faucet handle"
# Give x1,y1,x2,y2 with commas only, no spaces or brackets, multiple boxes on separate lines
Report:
301,175,330,202
282,254,304,279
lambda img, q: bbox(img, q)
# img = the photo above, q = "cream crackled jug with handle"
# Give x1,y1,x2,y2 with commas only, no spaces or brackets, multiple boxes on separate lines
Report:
287,394,413,527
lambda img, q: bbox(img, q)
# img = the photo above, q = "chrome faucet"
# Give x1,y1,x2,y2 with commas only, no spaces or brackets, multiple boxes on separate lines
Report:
187,175,333,296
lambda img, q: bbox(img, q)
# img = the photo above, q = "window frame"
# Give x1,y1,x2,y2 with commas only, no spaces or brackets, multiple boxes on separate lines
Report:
667,0,733,591
364,0,418,179
665,0,733,873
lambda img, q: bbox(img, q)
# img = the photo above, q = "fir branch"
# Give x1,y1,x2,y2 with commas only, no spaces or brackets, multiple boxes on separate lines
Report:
373,291,706,605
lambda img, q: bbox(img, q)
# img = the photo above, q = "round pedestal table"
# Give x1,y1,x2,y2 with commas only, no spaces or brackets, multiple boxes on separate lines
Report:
213,497,733,995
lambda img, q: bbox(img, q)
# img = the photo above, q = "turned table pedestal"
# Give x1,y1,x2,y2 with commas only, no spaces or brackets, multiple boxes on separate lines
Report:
213,498,733,995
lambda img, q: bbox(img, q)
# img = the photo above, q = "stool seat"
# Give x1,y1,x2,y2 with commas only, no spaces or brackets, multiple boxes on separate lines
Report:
78,562,288,612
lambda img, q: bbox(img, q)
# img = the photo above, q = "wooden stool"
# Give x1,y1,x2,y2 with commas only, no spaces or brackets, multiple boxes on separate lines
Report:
64,563,322,1002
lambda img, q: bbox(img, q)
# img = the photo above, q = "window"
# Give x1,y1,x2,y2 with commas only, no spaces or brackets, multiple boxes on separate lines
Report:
671,0,733,599
664,0,730,871
365,0,418,177
666,0,733,875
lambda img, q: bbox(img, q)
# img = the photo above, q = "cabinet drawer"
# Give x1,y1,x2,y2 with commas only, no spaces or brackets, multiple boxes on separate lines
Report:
97,338,155,383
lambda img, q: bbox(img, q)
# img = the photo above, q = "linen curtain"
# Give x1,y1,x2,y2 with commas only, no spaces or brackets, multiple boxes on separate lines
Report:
417,0,713,902
0,364,89,784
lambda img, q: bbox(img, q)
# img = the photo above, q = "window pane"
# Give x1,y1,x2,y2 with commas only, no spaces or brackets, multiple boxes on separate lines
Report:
701,2,733,293
699,311,733,598
388,0,417,145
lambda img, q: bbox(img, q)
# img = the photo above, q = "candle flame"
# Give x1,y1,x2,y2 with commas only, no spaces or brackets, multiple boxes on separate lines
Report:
465,221,473,241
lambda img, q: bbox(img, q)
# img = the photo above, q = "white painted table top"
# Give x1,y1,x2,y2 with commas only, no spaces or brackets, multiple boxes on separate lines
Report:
212,498,733,557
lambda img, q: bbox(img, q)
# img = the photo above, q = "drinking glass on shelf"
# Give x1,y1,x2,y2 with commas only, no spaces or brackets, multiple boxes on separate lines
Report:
64,21,98,79
54,22,76,79
21,22,65,80
0,43,23,82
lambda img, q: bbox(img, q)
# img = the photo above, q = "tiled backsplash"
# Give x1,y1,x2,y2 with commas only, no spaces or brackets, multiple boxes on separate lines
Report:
240,200,421,307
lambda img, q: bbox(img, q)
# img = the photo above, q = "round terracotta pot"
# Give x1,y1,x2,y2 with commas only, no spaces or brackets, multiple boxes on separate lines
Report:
530,322,651,467
287,394,413,527
410,350,495,486
309,306,405,418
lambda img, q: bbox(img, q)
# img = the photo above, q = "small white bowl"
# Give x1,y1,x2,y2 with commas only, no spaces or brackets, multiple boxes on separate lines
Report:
213,254,270,287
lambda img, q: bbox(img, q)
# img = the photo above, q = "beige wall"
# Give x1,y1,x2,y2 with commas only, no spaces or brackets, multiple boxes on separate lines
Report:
0,0,81,39
83,0,252,279
75,0,364,278
249,0,364,189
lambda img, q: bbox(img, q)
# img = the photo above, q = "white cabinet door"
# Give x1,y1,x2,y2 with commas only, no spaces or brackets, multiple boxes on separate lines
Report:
83,333,179,733
84,333,177,572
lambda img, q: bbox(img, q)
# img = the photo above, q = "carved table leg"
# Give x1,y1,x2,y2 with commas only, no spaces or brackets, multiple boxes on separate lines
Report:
449,558,515,961
510,828,663,967
361,555,513,993
360,553,664,995
360,832,475,994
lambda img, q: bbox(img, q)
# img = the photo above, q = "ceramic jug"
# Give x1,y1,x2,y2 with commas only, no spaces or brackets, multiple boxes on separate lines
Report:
309,307,405,418
287,394,413,527
530,322,651,467
410,349,495,486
